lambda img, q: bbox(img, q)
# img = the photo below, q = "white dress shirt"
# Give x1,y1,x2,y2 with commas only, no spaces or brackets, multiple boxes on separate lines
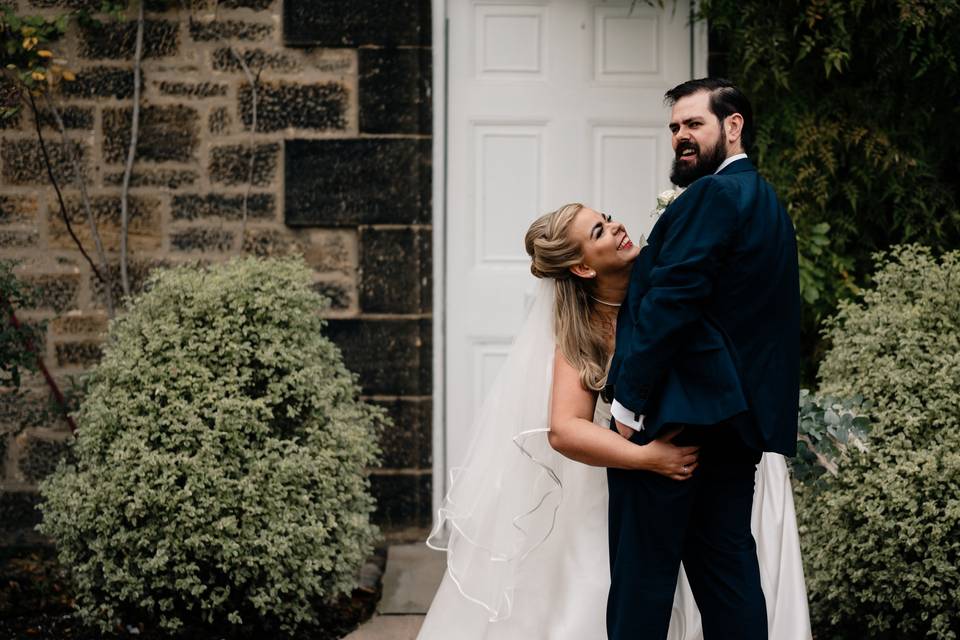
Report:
611,153,748,432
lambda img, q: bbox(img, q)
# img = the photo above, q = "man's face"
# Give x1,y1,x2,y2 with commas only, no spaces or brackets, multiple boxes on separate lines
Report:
668,91,727,187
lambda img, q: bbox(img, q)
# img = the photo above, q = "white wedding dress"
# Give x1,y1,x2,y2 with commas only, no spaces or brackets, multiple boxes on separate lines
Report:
418,281,812,640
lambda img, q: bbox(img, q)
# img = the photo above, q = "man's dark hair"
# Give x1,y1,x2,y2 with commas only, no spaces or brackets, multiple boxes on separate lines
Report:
664,78,754,153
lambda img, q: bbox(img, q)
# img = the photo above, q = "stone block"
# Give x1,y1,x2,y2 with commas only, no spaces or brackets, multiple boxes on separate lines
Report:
50,312,109,337
369,473,432,530
55,340,103,367
359,48,431,135
360,227,430,314
311,279,353,311
209,106,232,135
211,47,300,73
284,0,431,48
20,435,72,483
22,273,80,313
61,66,135,99
171,193,275,221
189,18,273,42
0,196,38,224
370,398,431,469
285,139,431,227
80,19,179,60
325,318,431,396
0,389,53,432
28,0,113,7
34,106,95,131
209,142,279,186
0,230,39,248
103,168,198,189
239,81,348,132
170,227,235,252
298,229,356,274
218,0,272,8
0,491,43,546
1,138,87,186
241,228,297,257
48,195,161,252
90,258,170,308
156,80,228,98
103,105,200,164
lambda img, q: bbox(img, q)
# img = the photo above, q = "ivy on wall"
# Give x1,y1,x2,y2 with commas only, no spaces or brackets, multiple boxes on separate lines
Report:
698,0,960,379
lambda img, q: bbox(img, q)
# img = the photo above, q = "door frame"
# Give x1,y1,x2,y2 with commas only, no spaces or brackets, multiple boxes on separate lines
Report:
430,0,709,518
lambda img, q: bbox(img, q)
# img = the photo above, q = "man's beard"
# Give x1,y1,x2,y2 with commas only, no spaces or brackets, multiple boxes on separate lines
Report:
670,135,728,187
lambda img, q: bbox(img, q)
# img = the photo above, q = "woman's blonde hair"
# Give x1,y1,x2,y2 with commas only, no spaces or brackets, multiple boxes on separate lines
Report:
524,203,609,391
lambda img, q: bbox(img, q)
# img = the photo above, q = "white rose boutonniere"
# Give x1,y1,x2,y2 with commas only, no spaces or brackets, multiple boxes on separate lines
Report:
652,188,684,218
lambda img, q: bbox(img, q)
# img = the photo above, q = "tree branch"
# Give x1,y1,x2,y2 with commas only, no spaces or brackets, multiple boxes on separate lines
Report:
120,0,145,298
42,92,116,318
24,91,104,285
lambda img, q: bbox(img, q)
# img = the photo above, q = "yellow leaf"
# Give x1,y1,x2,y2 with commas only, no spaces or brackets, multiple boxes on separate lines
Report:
37,50,53,58
31,71,45,81
61,70,76,81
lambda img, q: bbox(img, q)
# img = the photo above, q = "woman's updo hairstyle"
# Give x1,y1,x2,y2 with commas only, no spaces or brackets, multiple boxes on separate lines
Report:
524,203,584,280
524,203,609,392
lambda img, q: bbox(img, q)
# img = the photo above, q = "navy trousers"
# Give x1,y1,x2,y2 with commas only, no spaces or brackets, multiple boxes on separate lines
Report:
606,422,767,640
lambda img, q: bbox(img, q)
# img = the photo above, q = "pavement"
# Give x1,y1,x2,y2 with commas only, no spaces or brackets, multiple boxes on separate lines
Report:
343,543,446,640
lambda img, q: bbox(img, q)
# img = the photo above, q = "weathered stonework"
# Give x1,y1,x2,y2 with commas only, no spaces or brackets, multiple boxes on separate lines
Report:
208,106,232,135
0,196,38,225
79,19,180,60
34,106,95,131
1,138,87,186
359,48,431,135
189,18,273,42
55,340,104,367
171,193,275,221
60,66,135,99
103,168,199,189
170,227,235,253
156,80,229,98
103,105,200,164
47,195,162,252
211,47,300,73
20,435,71,484
209,142,279,186
285,139,430,226
1,1,433,540
284,0,431,48
239,81,349,132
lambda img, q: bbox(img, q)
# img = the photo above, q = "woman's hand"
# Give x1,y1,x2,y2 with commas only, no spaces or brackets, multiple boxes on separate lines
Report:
641,428,700,481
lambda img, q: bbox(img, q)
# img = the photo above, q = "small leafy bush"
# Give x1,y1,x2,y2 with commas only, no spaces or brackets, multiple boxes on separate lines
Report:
797,245,960,639
793,390,870,488
39,257,384,635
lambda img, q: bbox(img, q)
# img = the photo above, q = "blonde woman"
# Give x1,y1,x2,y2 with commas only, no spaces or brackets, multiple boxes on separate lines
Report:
419,204,810,640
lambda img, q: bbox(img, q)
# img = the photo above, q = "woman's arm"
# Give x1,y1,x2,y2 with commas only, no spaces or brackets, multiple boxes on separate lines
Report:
548,348,699,479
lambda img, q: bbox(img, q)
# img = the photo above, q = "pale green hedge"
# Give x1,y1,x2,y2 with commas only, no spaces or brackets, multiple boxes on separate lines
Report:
39,257,385,634
798,245,960,639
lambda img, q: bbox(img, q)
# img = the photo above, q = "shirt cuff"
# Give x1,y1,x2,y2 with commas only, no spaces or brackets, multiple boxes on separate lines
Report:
611,400,644,431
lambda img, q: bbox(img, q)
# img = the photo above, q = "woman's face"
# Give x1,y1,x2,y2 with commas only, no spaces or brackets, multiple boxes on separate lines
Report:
568,207,641,279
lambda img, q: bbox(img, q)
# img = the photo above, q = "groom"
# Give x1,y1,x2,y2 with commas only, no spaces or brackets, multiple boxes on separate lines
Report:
603,78,800,639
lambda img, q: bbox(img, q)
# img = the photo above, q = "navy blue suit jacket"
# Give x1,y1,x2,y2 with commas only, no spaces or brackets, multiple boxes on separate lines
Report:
606,158,800,456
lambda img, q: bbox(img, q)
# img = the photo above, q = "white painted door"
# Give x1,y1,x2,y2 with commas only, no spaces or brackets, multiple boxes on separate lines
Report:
444,0,702,480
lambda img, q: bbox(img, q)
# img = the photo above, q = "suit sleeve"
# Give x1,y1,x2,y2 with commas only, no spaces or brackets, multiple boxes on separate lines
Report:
614,178,740,417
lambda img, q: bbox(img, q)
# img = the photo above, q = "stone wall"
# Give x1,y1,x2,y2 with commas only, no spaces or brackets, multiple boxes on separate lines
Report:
0,0,433,543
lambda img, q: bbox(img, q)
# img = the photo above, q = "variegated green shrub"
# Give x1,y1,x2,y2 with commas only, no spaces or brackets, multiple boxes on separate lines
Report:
39,257,385,635
797,245,960,639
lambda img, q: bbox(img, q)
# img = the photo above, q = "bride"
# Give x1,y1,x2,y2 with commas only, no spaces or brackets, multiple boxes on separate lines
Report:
418,203,812,639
